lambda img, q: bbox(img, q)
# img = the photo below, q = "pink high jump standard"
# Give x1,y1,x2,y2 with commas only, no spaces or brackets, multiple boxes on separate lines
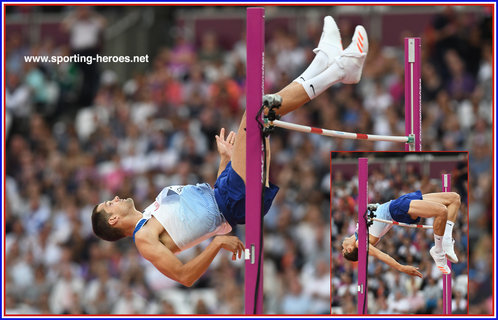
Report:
245,7,264,315
357,167,453,314
405,38,422,151
442,174,452,314
357,158,368,314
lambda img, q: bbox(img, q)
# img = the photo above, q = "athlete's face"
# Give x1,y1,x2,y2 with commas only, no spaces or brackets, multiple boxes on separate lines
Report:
97,196,135,219
342,235,356,255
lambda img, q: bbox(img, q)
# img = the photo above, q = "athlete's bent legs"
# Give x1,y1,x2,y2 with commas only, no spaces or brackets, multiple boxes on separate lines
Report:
421,192,461,223
231,16,369,182
407,192,461,273
421,192,461,263
407,199,448,236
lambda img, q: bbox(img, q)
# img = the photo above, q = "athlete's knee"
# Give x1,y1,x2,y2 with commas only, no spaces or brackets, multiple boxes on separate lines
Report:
449,192,461,207
434,203,448,218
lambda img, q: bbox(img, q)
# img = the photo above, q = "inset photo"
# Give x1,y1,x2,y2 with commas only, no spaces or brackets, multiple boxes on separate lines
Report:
331,152,468,315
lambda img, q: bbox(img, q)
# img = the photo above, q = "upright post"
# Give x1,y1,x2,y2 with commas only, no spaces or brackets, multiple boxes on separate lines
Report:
357,158,368,314
245,7,265,315
404,37,422,151
442,174,452,314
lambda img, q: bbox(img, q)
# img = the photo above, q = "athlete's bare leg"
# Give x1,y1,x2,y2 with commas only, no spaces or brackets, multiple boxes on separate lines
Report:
422,192,461,223
231,17,369,182
408,200,447,236
231,84,311,183
407,192,461,236
422,192,461,263
408,192,461,272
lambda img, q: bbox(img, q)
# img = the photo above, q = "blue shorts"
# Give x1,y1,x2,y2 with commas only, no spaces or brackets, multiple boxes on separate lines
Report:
389,190,423,224
214,162,279,228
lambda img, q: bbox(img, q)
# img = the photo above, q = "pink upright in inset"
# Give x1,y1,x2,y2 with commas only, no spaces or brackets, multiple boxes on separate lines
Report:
357,158,368,314
442,174,452,314
245,7,265,315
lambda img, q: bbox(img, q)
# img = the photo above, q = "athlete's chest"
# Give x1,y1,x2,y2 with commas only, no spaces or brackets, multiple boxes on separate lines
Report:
158,228,180,253
145,216,180,253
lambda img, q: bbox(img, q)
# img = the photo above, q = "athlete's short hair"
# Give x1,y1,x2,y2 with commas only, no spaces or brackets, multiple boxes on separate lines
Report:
91,204,126,241
343,247,358,262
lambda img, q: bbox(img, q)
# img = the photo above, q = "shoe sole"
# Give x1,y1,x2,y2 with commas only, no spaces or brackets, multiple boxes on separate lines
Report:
317,16,343,62
354,26,368,54
339,25,368,84
430,247,451,274
437,265,451,275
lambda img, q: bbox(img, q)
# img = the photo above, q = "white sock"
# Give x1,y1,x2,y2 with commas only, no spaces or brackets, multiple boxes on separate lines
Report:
434,234,443,253
444,221,454,240
294,51,329,85
299,62,345,99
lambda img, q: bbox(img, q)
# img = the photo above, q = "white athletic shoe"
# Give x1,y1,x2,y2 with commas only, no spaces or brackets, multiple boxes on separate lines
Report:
336,25,369,84
313,16,343,66
430,246,451,275
443,238,458,263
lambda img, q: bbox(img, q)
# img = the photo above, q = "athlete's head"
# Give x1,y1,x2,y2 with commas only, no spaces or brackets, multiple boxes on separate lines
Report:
342,235,358,262
92,196,135,241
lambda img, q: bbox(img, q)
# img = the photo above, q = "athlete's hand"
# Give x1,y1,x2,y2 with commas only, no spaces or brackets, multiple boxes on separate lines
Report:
214,235,245,261
400,265,422,278
216,128,236,160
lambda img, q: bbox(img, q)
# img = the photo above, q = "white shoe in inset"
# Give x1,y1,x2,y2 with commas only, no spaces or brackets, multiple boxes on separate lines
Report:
443,237,458,263
313,16,343,66
336,25,369,84
430,246,451,275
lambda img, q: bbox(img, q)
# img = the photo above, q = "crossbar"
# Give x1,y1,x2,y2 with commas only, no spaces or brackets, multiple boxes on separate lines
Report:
271,120,412,143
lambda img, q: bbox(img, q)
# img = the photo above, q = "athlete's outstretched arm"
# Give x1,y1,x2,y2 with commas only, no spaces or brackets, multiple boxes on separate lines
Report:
135,233,244,287
368,244,423,278
215,128,236,178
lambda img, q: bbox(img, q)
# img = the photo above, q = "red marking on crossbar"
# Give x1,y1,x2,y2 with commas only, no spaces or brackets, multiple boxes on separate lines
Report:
356,133,368,140
417,225,423,228
392,221,399,225
311,127,323,134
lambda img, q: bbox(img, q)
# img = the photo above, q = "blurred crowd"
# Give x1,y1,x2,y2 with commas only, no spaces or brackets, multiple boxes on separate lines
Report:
4,5,493,315
331,154,469,314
